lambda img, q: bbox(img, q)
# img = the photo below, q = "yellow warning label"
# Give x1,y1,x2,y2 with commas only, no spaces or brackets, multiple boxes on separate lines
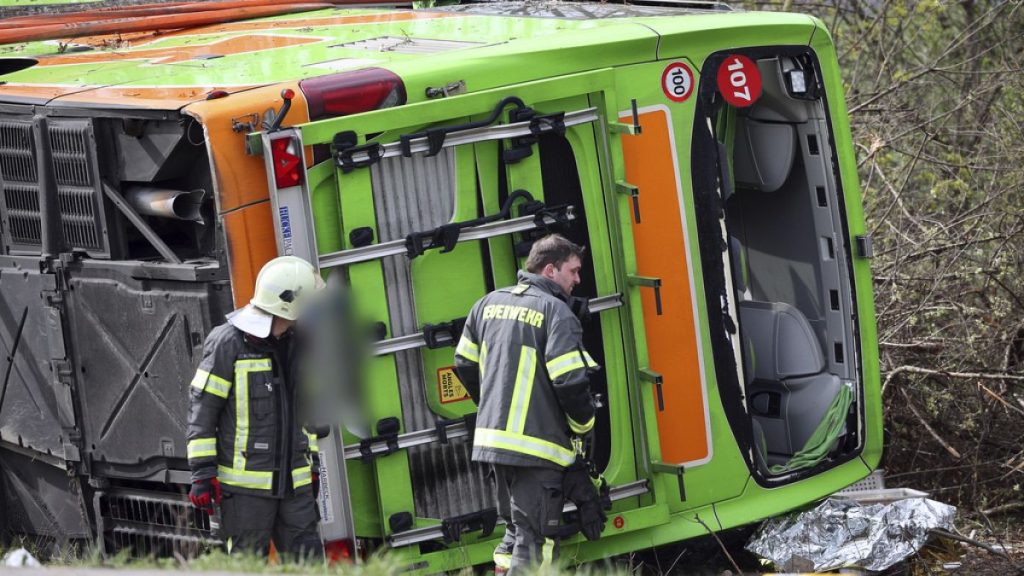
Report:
437,366,469,404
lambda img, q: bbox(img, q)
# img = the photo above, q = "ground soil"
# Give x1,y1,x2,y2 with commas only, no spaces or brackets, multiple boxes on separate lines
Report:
614,515,1024,575
899,518,1024,576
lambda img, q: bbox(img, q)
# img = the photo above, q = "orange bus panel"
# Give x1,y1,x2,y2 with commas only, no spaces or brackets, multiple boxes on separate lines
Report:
621,107,711,466
221,201,279,307
186,82,311,307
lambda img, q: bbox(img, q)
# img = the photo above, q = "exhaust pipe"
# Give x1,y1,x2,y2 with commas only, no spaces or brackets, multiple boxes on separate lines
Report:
126,186,207,223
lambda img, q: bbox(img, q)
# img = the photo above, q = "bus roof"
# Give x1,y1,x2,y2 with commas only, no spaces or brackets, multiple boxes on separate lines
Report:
0,3,814,109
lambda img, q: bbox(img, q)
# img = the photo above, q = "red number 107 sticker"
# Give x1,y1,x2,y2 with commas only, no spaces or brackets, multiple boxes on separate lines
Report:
717,55,762,108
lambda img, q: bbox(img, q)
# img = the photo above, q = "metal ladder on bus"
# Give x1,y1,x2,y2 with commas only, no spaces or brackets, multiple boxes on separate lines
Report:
257,99,628,551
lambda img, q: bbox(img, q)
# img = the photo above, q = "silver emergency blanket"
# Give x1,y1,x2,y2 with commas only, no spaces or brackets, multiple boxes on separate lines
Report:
746,497,956,572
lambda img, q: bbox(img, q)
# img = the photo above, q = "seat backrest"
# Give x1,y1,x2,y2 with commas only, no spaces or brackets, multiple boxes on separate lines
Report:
733,117,797,193
738,300,823,382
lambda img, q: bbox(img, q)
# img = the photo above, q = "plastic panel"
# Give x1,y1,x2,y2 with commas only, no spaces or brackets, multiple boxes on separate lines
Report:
0,262,64,457
0,448,90,538
64,265,230,471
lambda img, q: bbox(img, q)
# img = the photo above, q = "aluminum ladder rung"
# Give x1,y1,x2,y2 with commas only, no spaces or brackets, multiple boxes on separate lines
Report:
371,292,623,356
318,207,575,269
386,480,650,547
340,108,599,166
587,293,624,314
344,420,470,461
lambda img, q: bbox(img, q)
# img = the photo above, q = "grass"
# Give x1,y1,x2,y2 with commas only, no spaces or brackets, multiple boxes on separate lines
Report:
1,537,399,575
0,540,639,575
86,549,410,574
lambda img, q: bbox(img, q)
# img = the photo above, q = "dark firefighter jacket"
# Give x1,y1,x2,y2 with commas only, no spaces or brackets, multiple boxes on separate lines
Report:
187,323,319,497
455,271,598,469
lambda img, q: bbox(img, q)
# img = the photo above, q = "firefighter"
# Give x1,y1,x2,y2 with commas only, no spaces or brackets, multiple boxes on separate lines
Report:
455,234,599,573
187,256,324,559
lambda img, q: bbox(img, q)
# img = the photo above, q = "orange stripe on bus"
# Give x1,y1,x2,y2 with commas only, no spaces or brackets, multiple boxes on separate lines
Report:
621,108,710,465
48,11,456,58
0,85,82,101
36,35,320,66
0,84,257,107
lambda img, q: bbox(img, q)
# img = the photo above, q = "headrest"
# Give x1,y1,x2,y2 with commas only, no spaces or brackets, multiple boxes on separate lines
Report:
738,300,824,381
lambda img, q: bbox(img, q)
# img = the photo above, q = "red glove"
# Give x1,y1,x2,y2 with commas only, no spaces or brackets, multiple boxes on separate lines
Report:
312,470,321,498
189,477,221,513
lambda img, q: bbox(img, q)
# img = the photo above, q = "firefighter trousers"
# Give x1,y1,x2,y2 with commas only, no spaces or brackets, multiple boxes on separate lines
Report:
220,490,323,560
492,464,565,574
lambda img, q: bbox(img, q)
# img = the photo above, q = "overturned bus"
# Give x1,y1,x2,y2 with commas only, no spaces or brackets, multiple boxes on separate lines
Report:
0,1,880,571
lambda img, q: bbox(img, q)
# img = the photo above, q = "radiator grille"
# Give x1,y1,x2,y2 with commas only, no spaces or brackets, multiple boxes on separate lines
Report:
97,489,214,559
0,121,36,182
0,116,109,255
50,120,104,251
58,185,99,249
0,121,42,247
50,124,92,187
2,183,42,245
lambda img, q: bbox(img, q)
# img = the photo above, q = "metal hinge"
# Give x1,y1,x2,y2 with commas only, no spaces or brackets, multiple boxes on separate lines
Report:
856,235,873,259
425,80,467,99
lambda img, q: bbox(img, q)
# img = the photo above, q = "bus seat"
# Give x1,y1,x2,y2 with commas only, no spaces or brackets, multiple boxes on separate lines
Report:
740,300,842,459
739,300,822,380
733,117,796,193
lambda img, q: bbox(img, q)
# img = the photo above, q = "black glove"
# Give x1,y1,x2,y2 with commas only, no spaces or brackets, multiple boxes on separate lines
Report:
567,296,591,323
562,460,608,541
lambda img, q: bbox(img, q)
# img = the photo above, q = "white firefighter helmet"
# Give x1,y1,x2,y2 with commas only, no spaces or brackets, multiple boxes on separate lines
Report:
227,256,324,337
250,256,323,321
227,256,323,338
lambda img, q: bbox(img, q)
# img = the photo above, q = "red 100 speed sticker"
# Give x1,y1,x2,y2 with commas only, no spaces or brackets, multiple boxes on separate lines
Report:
661,62,694,103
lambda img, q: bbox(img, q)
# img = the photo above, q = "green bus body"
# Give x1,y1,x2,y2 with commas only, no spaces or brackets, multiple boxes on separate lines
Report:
0,4,880,571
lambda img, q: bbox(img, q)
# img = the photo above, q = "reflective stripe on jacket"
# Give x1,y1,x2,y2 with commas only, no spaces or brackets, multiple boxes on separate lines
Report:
187,323,316,496
455,271,598,469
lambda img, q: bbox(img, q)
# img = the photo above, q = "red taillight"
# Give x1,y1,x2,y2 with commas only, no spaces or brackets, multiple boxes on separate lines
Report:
271,136,303,189
324,538,354,565
300,68,407,121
